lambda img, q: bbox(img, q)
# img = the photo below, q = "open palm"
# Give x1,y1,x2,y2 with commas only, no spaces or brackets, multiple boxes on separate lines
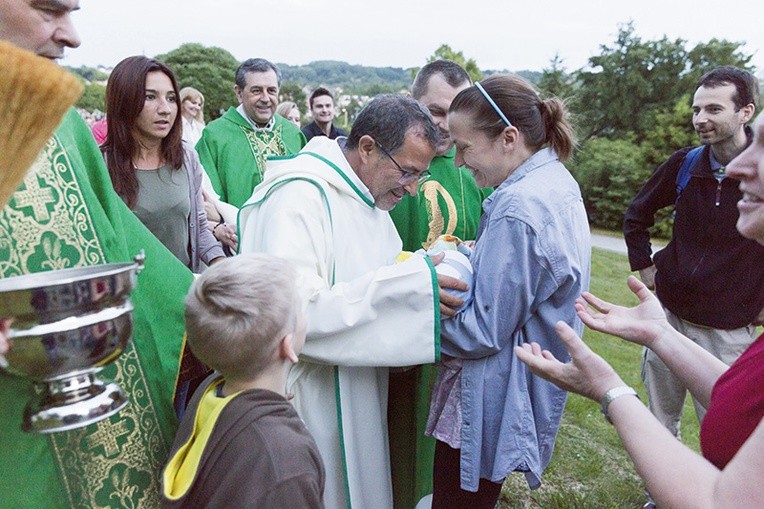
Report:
576,276,671,349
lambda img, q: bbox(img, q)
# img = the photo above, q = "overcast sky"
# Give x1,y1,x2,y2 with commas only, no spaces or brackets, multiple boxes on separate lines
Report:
65,0,764,75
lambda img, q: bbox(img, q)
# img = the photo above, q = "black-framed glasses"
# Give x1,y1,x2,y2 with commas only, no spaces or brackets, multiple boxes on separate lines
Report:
375,140,430,186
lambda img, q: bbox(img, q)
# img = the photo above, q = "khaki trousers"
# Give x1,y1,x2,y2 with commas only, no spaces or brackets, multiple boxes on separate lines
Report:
640,308,756,438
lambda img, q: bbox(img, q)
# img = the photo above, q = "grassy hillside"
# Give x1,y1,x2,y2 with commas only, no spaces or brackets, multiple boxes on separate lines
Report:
278,60,541,94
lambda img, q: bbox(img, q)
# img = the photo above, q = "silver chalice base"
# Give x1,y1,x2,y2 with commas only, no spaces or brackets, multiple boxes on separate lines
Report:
25,370,128,433
0,253,144,433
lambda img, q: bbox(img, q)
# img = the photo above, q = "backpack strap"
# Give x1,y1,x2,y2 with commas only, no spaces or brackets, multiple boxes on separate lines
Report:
675,146,704,197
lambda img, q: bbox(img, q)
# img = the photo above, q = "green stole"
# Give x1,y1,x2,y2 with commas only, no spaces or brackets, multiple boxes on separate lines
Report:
0,110,193,509
390,148,491,251
196,108,306,208
388,148,490,508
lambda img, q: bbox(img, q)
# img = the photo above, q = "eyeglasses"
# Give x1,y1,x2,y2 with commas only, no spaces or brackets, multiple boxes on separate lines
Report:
375,140,430,186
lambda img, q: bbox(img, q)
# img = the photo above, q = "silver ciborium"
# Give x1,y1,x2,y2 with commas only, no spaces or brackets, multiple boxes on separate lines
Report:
0,252,145,433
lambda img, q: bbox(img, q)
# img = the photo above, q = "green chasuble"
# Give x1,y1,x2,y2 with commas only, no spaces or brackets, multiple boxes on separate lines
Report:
0,109,193,509
388,147,491,509
196,108,306,208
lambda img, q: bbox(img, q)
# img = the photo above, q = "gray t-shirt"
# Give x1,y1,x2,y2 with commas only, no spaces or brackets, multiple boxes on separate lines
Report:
134,164,191,267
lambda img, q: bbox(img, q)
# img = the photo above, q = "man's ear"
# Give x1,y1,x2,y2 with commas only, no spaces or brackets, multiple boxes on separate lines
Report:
357,135,376,164
234,85,243,104
279,333,299,364
741,103,756,124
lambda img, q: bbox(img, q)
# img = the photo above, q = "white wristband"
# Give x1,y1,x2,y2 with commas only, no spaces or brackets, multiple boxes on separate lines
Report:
600,386,639,424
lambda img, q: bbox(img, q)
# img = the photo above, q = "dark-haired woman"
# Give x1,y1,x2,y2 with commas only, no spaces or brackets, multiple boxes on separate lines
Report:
426,74,591,508
103,56,224,415
102,56,225,272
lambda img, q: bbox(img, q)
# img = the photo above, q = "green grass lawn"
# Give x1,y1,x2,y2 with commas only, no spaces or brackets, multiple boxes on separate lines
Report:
495,248,701,509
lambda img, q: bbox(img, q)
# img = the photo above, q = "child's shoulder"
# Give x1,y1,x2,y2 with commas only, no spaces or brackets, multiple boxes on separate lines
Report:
219,391,322,476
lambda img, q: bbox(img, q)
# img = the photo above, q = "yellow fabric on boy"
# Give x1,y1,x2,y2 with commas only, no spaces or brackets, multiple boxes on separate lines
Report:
163,379,239,500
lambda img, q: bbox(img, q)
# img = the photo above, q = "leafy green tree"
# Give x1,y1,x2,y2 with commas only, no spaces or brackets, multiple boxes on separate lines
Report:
568,25,755,236
65,65,109,83
428,44,483,82
410,44,483,83
575,22,688,141
76,82,106,112
573,23,754,144
640,94,696,168
156,43,239,120
686,38,755,85
538,53,577,103
279,81,307,111
569,137,649,230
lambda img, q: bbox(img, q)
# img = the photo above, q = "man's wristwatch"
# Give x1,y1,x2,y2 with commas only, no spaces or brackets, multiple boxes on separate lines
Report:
600,386,639,424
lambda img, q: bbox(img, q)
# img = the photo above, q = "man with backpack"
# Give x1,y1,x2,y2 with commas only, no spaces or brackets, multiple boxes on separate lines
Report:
624,66,764,506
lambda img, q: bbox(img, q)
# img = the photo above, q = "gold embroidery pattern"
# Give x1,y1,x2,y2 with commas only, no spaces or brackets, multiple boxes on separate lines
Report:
421,181,458,249
0,136,170,508
53,344,169,509
240,124,288,181
0,139,102,275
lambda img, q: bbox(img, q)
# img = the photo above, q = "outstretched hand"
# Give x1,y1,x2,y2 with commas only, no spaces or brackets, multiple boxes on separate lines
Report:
576,276,671,349
514,321,624,402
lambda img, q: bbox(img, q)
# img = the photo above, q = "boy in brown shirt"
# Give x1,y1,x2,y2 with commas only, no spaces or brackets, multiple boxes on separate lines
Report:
161,254,324,508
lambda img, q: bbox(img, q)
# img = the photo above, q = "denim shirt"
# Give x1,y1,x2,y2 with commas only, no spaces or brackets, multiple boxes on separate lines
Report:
440,148,591,491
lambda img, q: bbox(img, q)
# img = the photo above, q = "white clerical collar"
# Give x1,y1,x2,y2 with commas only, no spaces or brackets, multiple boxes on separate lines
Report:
237,104,275,131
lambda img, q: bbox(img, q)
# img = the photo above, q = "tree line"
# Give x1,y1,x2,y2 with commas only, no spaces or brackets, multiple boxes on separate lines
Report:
67,22,759,236
542,22,757,235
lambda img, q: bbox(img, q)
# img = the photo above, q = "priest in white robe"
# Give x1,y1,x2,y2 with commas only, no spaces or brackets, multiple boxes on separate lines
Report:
240,95,462,509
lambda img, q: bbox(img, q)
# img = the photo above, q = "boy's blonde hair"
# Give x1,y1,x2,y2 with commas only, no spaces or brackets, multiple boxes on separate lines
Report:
184,254,299,380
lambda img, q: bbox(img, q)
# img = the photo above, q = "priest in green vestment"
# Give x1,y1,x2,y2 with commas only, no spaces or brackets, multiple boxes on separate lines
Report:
388,60,492,509
196,58,306,209
0,6,192,505
0,108,193,509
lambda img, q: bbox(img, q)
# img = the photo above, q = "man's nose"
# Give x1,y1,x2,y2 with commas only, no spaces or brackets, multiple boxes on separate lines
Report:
403,181,418,196
54,15,82,49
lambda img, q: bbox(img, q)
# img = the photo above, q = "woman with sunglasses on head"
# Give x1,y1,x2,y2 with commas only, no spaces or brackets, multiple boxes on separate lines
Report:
516,111,764,509
102,56,225,273
426,74,591,508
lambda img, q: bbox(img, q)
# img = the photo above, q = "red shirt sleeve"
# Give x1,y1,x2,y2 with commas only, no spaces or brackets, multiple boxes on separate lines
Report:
700,332,764,469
